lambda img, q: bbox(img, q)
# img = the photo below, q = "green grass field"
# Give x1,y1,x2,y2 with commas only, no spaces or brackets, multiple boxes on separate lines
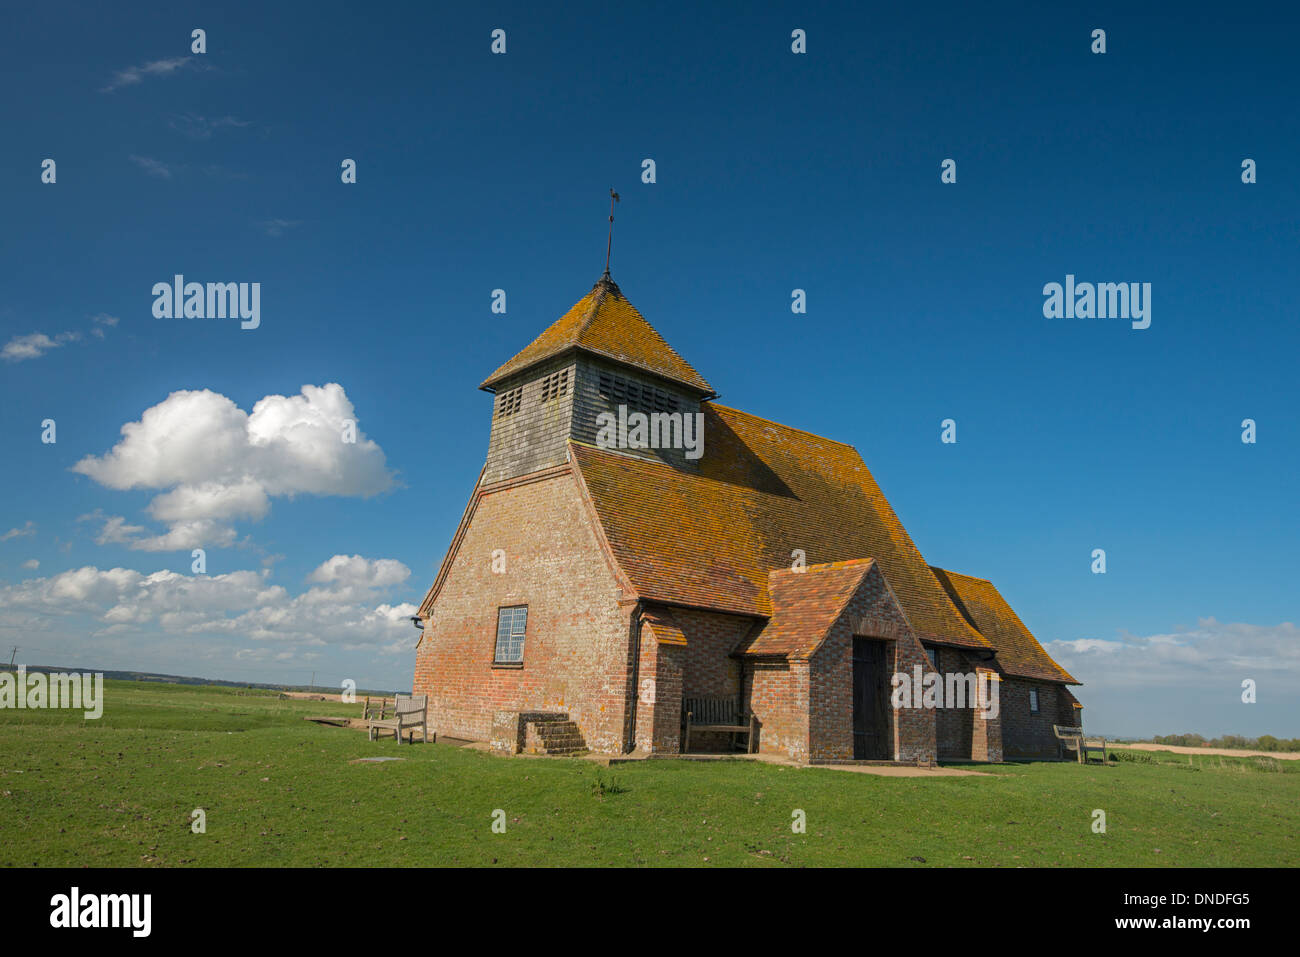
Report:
2,679,1296,867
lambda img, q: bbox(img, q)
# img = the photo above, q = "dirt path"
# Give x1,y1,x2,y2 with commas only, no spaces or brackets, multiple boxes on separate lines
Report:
1111,742,1299,760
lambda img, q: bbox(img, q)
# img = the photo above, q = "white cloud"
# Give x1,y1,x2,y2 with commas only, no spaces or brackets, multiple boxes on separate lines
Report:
0,557,417,654
148,478,271,523
101,56,197,93
72,384,395,551
129,520,239,553
2,333,59,362
4,317,115,361
259,219,300,237
307,554,410,590
1049,618,1300,689
21,559,39,570
92,515,146,546
1047,618,1300,738
169,113,250,140
129,155,173,179
91,314,120,339
1,332,78,361
1,521,36,541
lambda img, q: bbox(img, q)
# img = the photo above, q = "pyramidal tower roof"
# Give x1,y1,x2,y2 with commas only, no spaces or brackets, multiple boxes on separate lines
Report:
479,276,716,397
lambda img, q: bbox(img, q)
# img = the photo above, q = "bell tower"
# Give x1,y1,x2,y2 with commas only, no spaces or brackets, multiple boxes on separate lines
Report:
479,275,715,486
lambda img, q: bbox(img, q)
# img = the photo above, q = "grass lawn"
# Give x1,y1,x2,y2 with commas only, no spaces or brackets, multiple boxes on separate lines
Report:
2,679,1296,867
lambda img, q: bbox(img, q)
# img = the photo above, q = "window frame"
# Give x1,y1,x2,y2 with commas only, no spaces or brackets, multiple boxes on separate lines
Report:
1029,687,1040,713
493,605,528,666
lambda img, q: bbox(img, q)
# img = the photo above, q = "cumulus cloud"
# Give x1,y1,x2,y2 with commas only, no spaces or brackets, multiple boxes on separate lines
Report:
307,554,410,589
0,556,416,654
72,384,395,551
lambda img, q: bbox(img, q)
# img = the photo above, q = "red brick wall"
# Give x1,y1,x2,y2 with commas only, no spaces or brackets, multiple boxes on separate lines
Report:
634,633,684,753
1001,678,1071,758
934,646,992,759
671,608,752,752
807,566,936,762
741,566,939,763
746,659,811,761
676,608,747,698
412,471,633,753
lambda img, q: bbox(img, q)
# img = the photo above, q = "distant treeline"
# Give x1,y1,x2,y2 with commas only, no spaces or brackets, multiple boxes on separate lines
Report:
2,665,398,698
1151,733,1300,753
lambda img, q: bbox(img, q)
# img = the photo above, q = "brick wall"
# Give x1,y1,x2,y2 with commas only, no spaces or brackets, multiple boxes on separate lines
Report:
806,567,937,762
746,659,811,762
413,470,633,753
741,566,939,763
1001,678,1072,758
634,632,684,753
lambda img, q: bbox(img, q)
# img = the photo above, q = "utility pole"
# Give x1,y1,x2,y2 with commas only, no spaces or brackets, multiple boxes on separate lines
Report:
310,671,316,694
7,646,16,669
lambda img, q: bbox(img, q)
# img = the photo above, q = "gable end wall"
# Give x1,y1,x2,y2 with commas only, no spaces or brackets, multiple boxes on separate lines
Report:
412,471,632,752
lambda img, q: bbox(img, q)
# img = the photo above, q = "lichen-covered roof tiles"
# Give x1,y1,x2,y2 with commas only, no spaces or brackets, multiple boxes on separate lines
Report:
570,404,992,650
741,559,879,659
480,277,715,396
930,567,1078,683
641,604,688,646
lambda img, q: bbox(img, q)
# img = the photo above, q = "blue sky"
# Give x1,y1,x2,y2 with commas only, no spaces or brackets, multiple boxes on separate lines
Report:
1,1,1296,737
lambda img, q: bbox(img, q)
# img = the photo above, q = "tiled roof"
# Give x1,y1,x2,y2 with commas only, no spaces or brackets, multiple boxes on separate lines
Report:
642,604,687,646
480,277,715,396
741,560,878,659
570,404,991,649
929,567,1078,684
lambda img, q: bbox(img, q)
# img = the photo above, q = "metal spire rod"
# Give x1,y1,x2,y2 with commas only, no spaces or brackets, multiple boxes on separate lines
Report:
603,188,620,279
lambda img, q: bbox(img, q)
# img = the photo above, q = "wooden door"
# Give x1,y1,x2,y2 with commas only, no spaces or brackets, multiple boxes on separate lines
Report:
852,638,890,760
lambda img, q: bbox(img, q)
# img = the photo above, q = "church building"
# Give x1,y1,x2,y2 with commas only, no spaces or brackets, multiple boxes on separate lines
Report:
413,273,1081,762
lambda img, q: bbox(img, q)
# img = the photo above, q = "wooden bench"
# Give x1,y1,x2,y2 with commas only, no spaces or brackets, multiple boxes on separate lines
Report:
682,697,757,754
368,693,432,744
1054,724,1107,764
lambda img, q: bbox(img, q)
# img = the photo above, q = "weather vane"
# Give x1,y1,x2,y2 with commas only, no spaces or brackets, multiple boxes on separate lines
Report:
603,187,620,279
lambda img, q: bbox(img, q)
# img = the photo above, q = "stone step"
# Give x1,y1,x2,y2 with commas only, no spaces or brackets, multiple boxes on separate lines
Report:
524,718,587,756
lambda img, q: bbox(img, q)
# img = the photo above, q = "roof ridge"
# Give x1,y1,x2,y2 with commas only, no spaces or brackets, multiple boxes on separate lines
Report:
576,277,611,337
770,557,876,576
